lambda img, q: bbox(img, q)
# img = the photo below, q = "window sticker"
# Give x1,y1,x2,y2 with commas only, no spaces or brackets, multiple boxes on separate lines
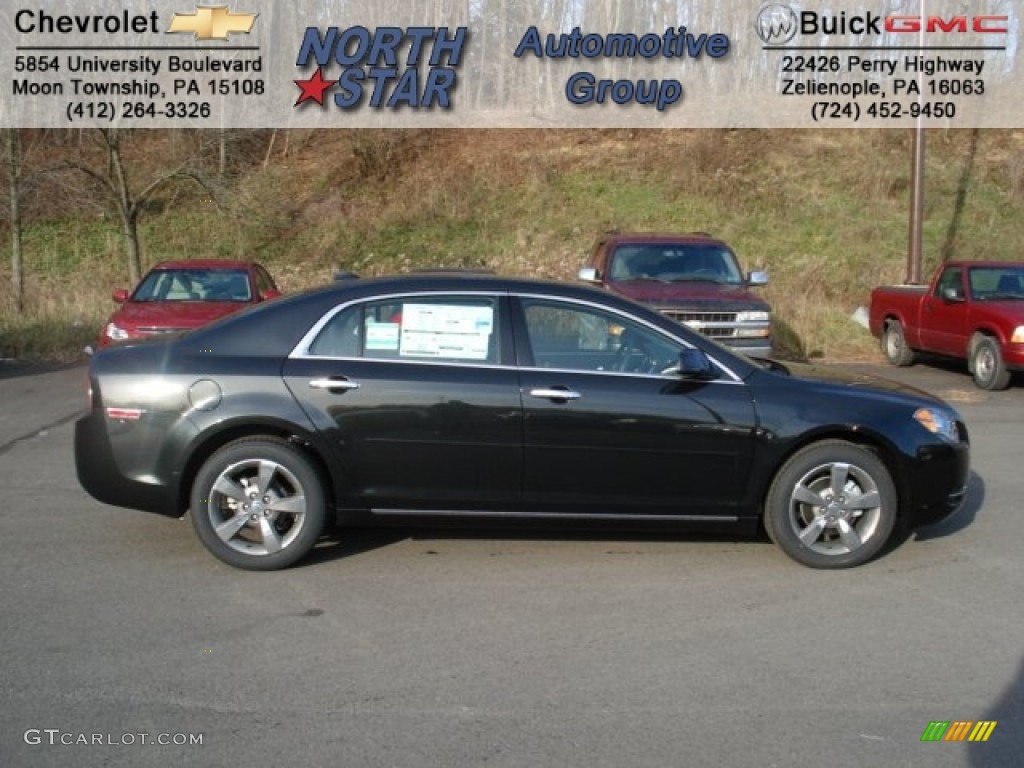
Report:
399,303,493,360
365,321,401,351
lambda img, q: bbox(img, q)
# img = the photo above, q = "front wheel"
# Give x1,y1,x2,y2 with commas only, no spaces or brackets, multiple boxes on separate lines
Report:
764,440,897,569
970,335,1011,391
190,437,326,570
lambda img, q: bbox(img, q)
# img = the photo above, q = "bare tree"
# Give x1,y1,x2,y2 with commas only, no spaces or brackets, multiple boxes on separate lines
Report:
3,129,24,313
57,129,209,283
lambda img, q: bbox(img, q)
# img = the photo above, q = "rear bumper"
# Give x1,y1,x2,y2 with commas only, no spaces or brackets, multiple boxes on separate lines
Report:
75,410,180,517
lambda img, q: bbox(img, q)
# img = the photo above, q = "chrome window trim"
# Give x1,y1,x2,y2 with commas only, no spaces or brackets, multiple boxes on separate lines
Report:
289,288,744,384
289,290,506,362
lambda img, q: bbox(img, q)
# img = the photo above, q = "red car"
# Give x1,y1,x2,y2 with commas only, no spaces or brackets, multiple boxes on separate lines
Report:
97,260,281,348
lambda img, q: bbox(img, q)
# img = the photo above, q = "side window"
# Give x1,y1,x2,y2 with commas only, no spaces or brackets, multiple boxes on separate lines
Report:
522,299,682,375
309,304,363,357
935,267,963,299
309,296,499,364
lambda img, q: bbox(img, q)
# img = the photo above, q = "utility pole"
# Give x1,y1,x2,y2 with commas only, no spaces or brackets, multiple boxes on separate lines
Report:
906,0,926,284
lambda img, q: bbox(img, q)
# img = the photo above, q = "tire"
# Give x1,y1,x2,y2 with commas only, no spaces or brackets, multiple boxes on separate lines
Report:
881,320,916,366
969,335,1011,391
190,437,326,570
764,440,897,569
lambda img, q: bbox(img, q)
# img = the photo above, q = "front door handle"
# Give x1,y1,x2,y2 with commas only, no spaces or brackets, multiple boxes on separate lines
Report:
309,377,360,392
529,387,581,401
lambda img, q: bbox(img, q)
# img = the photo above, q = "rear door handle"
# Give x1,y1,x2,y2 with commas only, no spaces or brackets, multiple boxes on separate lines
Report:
529,387,581,401
309,377,360,392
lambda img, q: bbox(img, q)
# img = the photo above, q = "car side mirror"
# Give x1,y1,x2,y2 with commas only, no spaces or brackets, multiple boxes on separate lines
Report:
112,289,129,303
676,348,718,380
747,270,769,287
941,287,964,302
260,289,282,301
578,267,600,283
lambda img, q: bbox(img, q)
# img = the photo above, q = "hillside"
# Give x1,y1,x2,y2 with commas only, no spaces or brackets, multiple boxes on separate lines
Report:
3,128,1023,360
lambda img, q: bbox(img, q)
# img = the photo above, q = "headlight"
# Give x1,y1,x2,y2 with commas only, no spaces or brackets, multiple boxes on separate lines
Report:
913,407,960,442
736,310,771,338
736,311,770,323
1011,326,1024,344
104,323,130,341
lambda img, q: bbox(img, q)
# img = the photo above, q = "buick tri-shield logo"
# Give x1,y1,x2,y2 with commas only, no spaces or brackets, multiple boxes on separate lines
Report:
755,4,799,45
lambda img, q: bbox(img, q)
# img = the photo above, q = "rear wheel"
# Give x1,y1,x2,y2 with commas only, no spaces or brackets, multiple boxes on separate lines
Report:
881,320,916,366
765,440,897,569
190,437,326,570
970,335,1011,391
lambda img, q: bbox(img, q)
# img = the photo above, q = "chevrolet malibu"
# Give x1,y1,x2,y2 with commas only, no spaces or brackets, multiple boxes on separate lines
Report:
75,274,970,570
97,259,281,348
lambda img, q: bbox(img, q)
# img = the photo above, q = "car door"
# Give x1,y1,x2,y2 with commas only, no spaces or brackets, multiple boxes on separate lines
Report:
283,293,522,512
513,295,758,519
919,266,968,355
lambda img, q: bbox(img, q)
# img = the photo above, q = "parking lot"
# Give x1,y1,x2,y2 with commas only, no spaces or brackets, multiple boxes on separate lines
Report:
1,360,1021,768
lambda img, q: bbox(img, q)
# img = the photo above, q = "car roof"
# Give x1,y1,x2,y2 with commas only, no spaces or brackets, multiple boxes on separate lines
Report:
947,260,1024,269
596,232,727,247
148,260,257,270
308,272,618,300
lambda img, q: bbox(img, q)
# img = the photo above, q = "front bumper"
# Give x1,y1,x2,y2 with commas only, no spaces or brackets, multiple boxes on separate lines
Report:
899,433,971,529
724,338,773,359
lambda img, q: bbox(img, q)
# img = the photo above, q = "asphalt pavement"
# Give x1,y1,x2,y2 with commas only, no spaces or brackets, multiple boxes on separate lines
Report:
0,360,1021,768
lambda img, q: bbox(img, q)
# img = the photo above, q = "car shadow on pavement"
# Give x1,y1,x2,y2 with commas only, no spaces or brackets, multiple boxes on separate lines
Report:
968,654,1024,767
302,526,773,568
304,529,411,565
911,469,984,542
906,353,1022,390
290,468,985,569
300,482,984,567
876,469,983,562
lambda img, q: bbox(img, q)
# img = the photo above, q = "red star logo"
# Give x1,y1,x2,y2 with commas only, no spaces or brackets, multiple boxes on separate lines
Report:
294,68,334,106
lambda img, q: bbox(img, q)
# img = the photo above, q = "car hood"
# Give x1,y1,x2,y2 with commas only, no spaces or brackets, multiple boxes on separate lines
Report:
112,301,246,330
608,281,770,310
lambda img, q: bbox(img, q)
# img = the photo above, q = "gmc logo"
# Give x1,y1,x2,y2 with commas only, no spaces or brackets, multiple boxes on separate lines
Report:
885,15,1008,33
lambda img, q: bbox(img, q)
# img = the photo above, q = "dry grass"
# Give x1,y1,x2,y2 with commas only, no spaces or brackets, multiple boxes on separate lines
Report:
3,128,1024,361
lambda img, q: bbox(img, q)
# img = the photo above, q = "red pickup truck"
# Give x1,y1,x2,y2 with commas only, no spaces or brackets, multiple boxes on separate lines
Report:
869,261,1024,390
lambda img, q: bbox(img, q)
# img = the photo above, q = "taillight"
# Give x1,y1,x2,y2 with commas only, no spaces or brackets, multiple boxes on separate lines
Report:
106,407,144,420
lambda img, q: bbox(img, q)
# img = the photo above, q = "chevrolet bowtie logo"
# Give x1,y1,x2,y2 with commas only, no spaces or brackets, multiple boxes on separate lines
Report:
167,5,258,41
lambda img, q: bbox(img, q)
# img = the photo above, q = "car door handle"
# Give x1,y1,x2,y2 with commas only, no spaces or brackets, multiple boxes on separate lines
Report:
309,377,360,392
529,387,581,401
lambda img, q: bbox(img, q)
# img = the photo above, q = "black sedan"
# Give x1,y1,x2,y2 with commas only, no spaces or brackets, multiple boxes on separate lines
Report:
75,274,970,570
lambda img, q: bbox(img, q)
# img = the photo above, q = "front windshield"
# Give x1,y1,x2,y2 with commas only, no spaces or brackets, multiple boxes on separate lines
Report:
969,266,1024,300
132,269,252,302
609,244,744,285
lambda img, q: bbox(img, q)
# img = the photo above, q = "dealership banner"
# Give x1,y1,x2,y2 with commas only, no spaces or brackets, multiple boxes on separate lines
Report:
0,1,1019,128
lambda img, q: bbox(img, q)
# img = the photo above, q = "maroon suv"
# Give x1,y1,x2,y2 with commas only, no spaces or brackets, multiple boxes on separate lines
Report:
579,232,772,357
